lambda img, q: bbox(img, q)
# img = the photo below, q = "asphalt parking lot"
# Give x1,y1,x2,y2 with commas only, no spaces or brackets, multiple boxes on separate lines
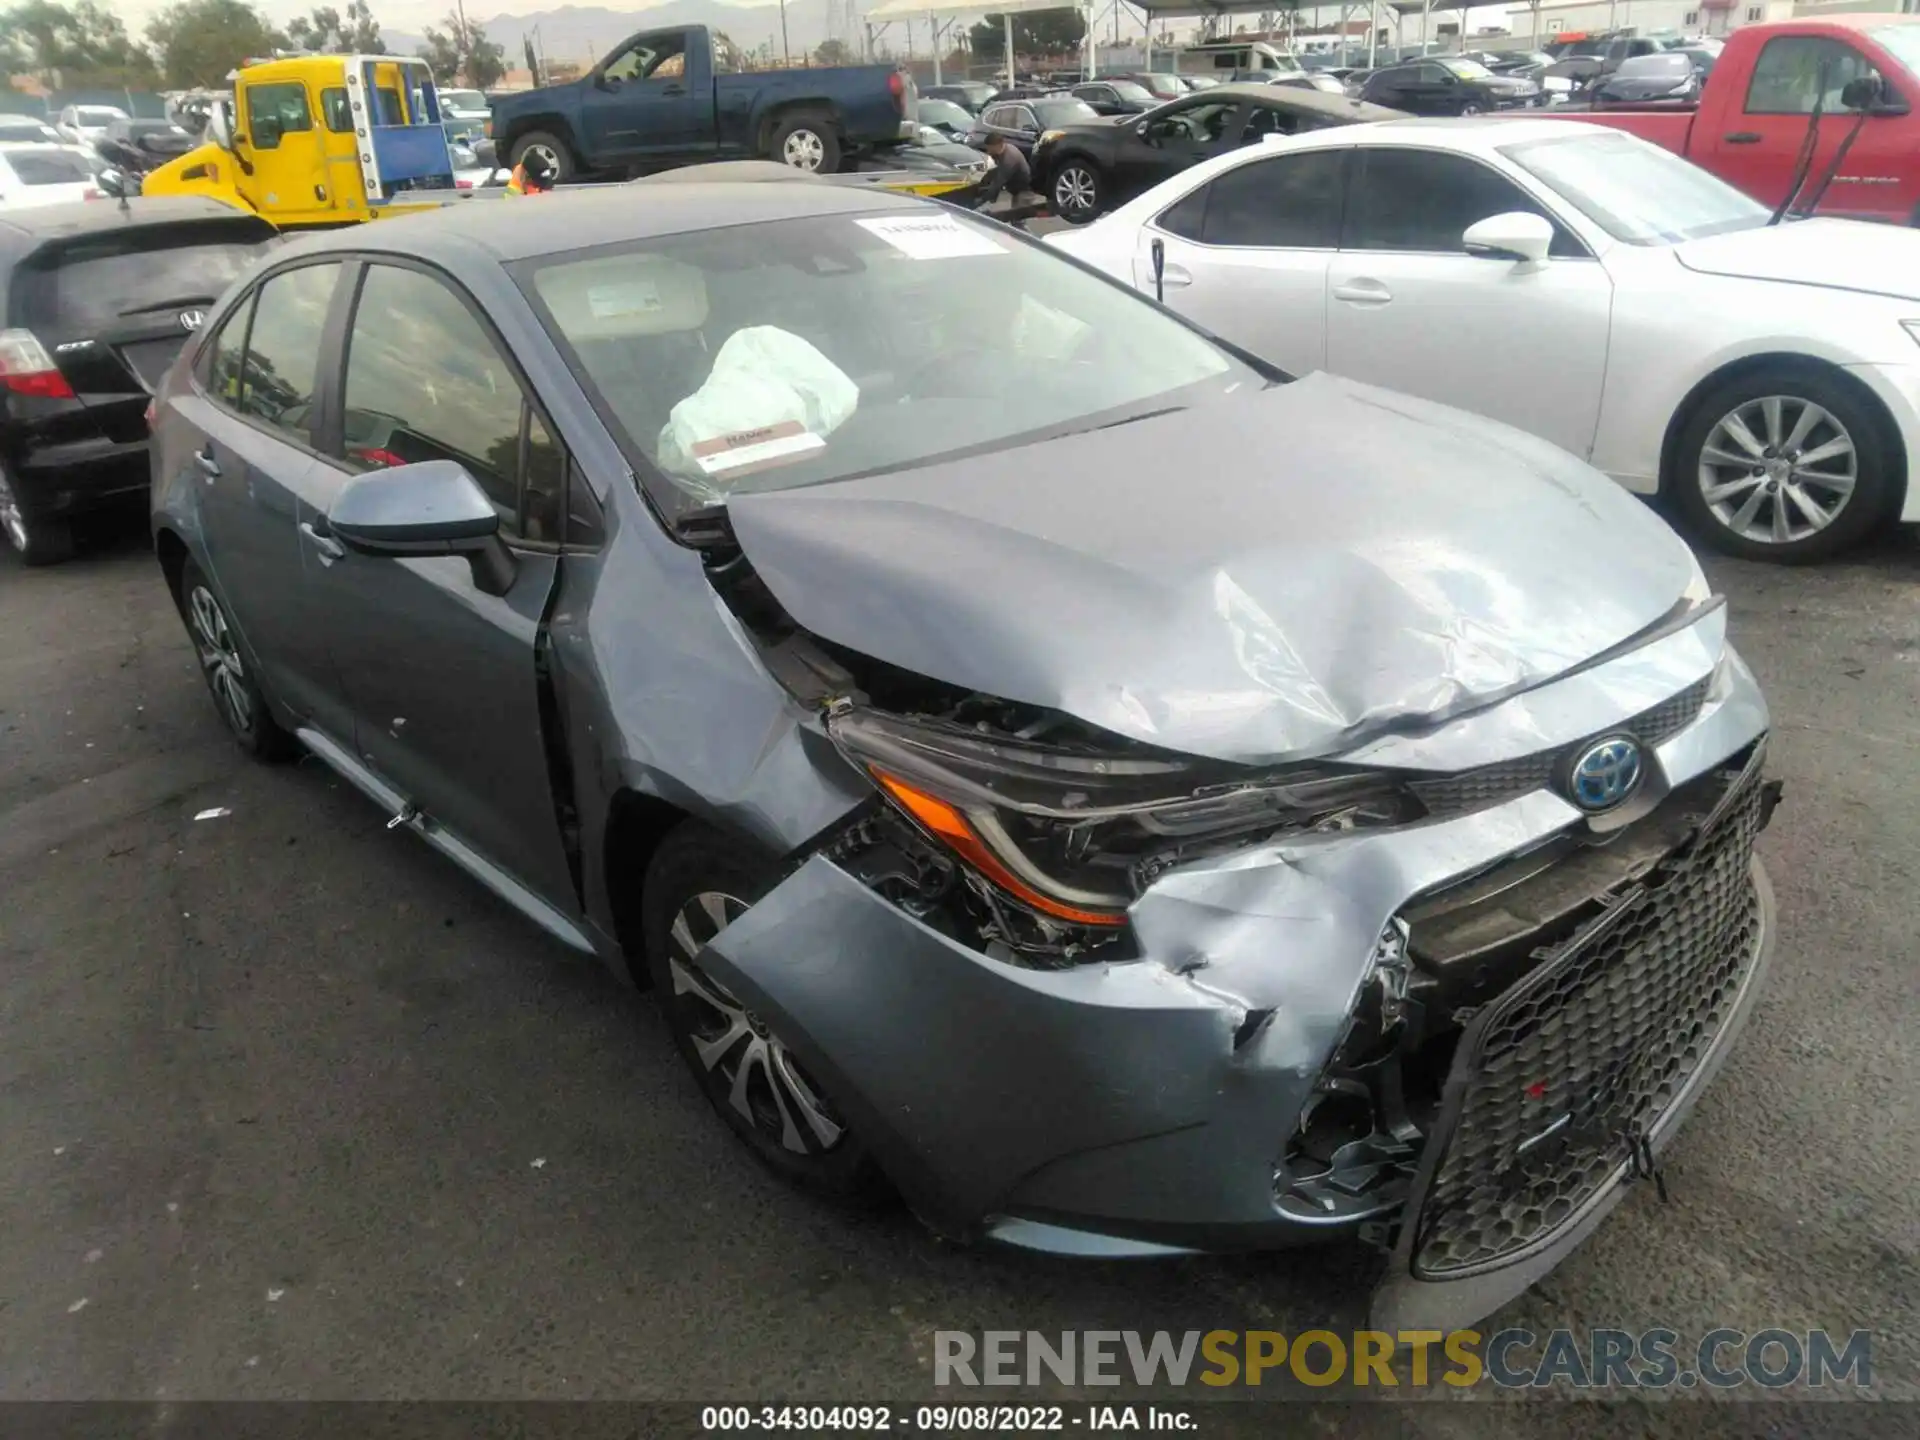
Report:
2,507,1917,1426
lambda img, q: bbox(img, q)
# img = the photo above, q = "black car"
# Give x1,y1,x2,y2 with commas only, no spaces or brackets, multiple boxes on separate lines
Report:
1358,56,1542,114
916,97,977,138
967,95,1102,160
1034,81,1403,224
0,198,276,564
92,118,197,178
922,81,998,114
1590,51,1703,105
1069,79,1157,116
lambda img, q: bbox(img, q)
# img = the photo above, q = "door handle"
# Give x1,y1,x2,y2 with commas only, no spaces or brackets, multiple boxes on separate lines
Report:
1159,262,1193,289
1723,131,1762,144
300,520,346,564
193,445,220,480
662,84,686,96
1332,279,1393,305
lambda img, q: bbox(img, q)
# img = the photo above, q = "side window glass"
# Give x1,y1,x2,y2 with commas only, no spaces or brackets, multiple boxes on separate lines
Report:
320,87,351,131
1201,150,1344,248
235,263,338,442
201,293,256,404
523,411,566,543
1346,149,1583,257
339,264,542,535
565,458,605,548
1156,184,1209,241
244,82,312,149
1242,106,1297,142
1014,107,1038,131
1745,37,1871,114
603,44,652,83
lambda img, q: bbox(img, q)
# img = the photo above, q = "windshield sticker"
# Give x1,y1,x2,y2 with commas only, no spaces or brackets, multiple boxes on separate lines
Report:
856,215,1006,260
691,420,827,478
588,281,663,319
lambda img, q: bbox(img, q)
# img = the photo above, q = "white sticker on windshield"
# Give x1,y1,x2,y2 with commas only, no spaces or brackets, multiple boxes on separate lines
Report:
856,215,1006,260
691,420,827,478
587,281,662,319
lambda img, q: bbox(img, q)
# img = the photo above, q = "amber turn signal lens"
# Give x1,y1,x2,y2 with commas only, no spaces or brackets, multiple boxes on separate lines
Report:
872,770,1125,928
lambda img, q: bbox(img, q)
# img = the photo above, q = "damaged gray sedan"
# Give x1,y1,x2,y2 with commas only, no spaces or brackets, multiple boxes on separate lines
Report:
149,183,1778,1329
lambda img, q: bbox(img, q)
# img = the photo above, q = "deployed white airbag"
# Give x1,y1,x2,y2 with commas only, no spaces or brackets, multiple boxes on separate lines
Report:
658,326,859,494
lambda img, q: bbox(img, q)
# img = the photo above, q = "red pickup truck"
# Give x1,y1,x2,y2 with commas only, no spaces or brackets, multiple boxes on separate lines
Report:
1566,16,1920,224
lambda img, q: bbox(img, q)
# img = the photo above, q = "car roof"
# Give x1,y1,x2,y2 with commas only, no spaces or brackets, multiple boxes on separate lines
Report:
0,195,263,250
278,180,931,266
1198,80,1403,119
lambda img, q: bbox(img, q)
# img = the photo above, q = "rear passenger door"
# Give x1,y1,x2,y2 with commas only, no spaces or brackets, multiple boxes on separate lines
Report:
175,258,358,741
1136,148,1346,377
303,259,578,912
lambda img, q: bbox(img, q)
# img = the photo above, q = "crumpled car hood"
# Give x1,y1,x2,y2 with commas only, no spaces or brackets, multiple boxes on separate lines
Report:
1676,217,1920,302
725,373,1701,765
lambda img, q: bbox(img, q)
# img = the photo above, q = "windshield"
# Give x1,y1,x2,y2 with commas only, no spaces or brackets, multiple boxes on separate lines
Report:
1032,98,1099,125
521,211,1254,516
1441,58,1495,79
918,99,972,128
1870,23,1920,76
1502,130,1768,244
1106,79,1154,102
442,88,488,112
5,149,92,185
1615,53,1693,79
76,107,123,125
1139,73,1189,96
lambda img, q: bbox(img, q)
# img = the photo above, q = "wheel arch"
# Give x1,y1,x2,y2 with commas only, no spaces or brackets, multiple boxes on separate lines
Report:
756,99,845,154
155,525,193,616
1658,350,1909,520
501,114,580,158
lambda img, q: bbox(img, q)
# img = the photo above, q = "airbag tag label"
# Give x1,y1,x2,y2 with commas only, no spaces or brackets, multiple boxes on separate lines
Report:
692,420,826,477
588,281,663,318
856,215,1006,260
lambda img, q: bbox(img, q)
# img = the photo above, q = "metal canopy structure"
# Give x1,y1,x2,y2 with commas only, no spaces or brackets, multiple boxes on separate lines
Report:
863,0,1093,85
1115,0,1519,69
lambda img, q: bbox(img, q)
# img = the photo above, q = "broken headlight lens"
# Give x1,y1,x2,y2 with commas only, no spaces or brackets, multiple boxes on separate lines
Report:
829,707,1421,927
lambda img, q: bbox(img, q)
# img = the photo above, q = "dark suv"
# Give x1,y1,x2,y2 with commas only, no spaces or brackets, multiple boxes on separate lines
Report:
0,197,276,563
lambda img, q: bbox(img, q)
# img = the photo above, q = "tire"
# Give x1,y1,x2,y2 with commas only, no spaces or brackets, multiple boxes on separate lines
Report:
642,821,883,1201
769,111,841,173
1670,363,1895,563
1050,157,1105,224
1460,101,1487,116
507,130,575,183
176,558,300,760
0,467,74,566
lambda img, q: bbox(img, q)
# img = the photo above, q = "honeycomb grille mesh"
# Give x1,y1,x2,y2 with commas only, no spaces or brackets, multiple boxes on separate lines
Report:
1410,760,1767,1278
1410,676,1713,818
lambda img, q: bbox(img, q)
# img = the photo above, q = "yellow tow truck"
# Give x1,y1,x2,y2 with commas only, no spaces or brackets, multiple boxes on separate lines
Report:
140,52,981,233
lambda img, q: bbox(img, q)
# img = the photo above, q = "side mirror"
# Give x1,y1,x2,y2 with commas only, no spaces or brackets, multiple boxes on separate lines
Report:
1462,210,1554,265
1840,73,1906,114
328,459,516,596
207,100,235,151
96,166,130,198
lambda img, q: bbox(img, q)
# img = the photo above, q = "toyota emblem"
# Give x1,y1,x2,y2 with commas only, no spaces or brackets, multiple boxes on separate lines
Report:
179,309,207,332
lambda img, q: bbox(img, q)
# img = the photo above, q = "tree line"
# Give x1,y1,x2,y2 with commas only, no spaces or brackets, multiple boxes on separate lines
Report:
0,0,508,93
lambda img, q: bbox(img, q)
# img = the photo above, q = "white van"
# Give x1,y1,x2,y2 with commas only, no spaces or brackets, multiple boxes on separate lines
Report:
1175,40,1303,79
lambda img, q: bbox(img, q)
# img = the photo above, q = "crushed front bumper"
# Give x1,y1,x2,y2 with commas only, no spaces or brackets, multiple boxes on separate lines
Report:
695,610,1774,1326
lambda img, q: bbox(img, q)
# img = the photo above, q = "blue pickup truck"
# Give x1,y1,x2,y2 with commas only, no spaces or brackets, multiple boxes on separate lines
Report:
492,26,917,180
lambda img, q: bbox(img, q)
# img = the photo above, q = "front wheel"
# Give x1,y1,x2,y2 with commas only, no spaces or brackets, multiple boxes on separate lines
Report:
641,822,883,1201
507,130,575,183
1670,365,1895,563
1459,101,1487,115
1050,159,1105,223
770,112,842,174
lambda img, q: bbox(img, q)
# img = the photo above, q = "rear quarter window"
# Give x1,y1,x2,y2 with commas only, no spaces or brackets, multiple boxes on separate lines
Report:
14,222,277,336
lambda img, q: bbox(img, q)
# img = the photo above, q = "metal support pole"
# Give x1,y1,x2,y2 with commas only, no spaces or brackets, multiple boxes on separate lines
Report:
1004,11,1015,87
1144,2,1153,70
1087,2,1096,78
780,0,792,64
933,17,944,82
1368,0,1377,66
1421,0,1430,48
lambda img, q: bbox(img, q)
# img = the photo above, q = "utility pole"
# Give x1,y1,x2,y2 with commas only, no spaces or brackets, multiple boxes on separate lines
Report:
780,0,792,64
453,0,470,82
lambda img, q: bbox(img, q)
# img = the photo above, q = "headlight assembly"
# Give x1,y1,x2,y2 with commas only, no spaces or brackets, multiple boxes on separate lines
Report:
829,707,1420,927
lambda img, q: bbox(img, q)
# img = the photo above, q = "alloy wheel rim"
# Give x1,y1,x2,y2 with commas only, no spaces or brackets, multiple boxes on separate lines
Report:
668,890,846,1157
1698,394,1857,545
188,584,254,734
782,130,826,170
1055,166,1096,212
0,471,28,552
524,142,560,172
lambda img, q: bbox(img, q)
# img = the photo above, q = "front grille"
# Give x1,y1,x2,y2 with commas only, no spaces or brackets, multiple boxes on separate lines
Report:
1409,675,1712,818
1408,751,1768,1278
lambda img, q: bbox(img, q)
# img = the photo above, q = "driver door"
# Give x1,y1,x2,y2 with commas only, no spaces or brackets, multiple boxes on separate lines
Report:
237,78,337,224
580,30,709,165
1116,99,1244,198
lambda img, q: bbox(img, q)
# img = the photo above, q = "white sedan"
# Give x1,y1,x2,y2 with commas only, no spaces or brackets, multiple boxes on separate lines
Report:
1048,118,1920,561
0,144,103,210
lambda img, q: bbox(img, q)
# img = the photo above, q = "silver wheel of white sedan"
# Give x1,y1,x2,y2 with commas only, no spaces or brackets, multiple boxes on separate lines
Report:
1697,394,1858,547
